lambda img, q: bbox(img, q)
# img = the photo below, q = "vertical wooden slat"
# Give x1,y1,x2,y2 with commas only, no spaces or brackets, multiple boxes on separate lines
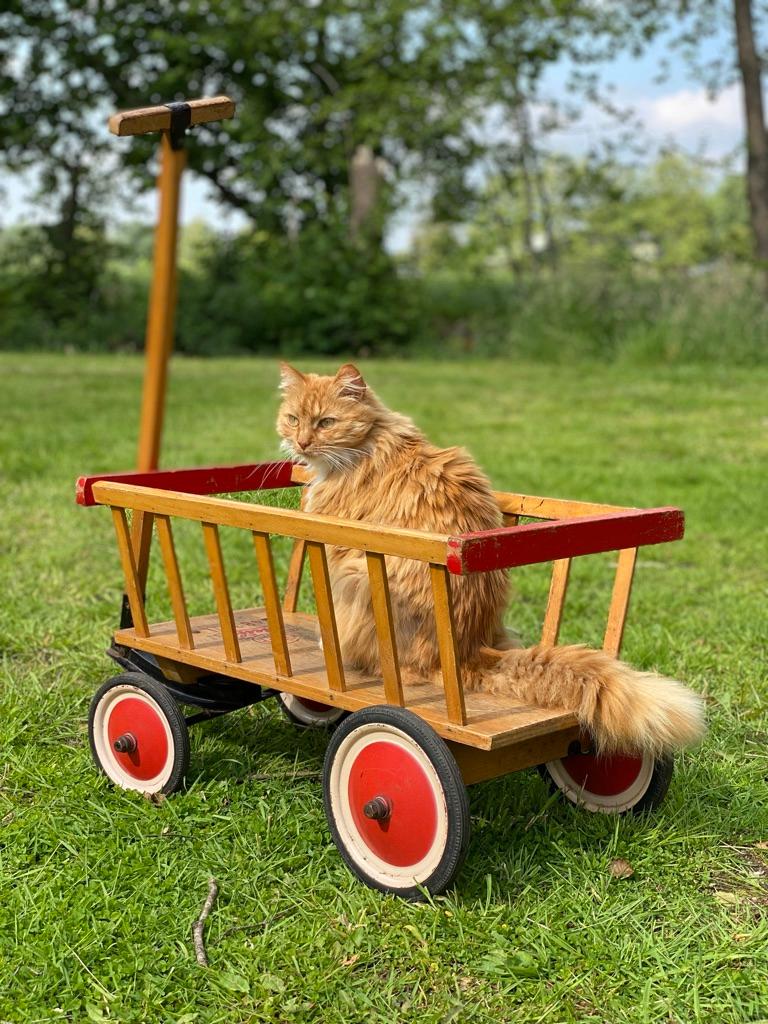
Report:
155,514,193,650
111,507,149,638
130,510,155,594
253,532,292,676
201,522,241,663
540,557,572,647
502,513,520,526
603,547,638,657
365,552,404,707
307,541,346,692
283,538,306,613
429,564,467,726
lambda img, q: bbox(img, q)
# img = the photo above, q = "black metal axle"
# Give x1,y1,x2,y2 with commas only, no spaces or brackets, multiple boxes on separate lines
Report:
113,732,138,753
363,795,391,821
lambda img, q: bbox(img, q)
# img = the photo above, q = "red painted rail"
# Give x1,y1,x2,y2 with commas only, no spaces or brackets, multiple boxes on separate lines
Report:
445,507,685,575
76,460,299,506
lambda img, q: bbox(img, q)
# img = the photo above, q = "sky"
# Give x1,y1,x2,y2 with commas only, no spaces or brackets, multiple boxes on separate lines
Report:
2,20,744,252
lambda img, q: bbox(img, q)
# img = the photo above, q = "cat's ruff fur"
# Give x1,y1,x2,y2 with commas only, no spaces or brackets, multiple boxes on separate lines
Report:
276,362,705,755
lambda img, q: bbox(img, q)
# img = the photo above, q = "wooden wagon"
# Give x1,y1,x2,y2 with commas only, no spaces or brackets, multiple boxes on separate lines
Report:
77,460,684,897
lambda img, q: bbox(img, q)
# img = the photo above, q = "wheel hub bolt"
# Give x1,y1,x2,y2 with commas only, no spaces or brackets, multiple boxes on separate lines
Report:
363,795,391,821
113,732,138,754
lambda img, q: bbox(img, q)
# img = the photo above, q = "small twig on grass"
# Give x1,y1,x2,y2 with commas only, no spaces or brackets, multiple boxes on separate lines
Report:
193,878,219,967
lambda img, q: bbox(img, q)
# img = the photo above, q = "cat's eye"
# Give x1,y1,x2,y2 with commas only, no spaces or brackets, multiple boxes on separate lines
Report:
285,414,299,426
318,417,336,428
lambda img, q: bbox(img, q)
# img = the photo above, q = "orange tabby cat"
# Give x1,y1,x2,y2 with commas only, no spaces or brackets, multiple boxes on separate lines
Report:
276,362,705,755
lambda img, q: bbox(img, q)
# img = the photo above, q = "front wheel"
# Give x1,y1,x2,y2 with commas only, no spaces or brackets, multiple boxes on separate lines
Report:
539,746,674,815
89,672,190,795
323,706,470,900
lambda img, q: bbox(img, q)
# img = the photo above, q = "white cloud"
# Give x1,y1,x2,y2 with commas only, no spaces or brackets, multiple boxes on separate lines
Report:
634,84,743,157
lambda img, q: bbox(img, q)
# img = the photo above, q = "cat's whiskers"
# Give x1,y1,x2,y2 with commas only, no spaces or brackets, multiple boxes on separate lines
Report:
313,446,365,476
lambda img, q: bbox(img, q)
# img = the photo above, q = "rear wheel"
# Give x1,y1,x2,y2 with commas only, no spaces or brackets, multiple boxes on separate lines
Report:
540,746,673,815
323,706,470,899
89,672,190,795
277,691,347,730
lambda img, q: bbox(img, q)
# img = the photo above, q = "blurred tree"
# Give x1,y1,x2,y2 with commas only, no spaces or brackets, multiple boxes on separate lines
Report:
414,151,748,273
619,0,768,281
1,1,656,242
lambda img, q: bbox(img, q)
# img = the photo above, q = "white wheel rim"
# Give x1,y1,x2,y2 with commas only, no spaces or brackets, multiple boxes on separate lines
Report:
280,692,346,726
328,722,450,888
545,751,655,813
92,685,176,793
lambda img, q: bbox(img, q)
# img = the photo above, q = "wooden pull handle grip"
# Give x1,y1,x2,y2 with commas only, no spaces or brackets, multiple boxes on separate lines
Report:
108,95,235,137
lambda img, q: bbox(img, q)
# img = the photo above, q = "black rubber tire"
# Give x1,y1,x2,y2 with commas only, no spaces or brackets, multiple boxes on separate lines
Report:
276,691,348,731
88,672,190,795
323,706,470,900
537,750,674,815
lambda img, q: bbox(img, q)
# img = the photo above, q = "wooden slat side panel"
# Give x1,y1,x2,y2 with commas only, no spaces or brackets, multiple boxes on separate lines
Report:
252,532,292,676
603,547,638,657
201,522,241,663
540,558,572,647
365,552,404,707
447,508,685,575
283,539,307,613
307,542,346,692
77,461,299,506
91,482,451,564
429,564,467,726
110,507,149,638
155,515,194,650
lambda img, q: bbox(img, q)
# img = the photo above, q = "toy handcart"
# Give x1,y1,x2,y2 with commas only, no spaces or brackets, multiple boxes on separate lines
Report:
77,461,684,897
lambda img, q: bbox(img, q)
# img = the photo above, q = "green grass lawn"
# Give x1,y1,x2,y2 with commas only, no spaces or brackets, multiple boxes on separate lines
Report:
1,353,767,1024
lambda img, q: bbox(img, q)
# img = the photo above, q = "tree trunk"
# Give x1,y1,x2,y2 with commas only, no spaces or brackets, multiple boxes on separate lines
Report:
349,144,382,242
733,0,768,281
514,106,536,261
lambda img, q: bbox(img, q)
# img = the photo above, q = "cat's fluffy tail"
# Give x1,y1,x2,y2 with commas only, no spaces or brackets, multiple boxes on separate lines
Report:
475,644,705,755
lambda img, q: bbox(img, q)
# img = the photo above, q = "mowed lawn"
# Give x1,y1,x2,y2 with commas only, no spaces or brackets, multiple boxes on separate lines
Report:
1,352,767,1024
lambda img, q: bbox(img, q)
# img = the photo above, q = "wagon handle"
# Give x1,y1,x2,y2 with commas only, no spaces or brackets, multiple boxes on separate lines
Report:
108,95,235,142
111,94,236,597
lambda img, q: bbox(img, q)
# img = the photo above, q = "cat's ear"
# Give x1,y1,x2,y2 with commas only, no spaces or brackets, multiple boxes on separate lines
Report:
279,362,306,392
334,363,367,399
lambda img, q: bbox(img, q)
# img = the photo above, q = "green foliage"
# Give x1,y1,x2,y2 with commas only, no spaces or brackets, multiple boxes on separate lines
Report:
412,263,768,366
0,154,764,363
0,0,620,231
414,152,751,274
174,221,424,355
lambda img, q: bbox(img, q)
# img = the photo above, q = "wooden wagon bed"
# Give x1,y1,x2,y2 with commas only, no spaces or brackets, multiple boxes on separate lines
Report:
78,459,684,782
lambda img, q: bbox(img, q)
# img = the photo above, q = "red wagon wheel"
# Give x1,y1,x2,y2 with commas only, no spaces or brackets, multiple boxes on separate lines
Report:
323,707,470,899
88,673,190,795
540,744,674,815
276,692,348,730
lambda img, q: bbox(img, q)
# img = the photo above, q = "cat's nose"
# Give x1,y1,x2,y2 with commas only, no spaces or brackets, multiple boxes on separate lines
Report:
297,435,312,451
